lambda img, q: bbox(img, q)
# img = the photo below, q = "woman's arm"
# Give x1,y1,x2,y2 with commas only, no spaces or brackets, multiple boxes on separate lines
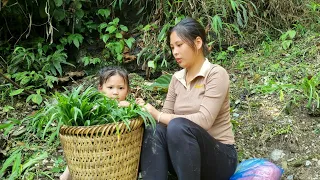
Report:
137,102,174,125
171,66,230,130
137,66,229,128
136,76,177,125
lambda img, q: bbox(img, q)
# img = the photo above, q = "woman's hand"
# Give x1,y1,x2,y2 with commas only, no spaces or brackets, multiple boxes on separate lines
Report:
136,98,173,125
135,98,145,106
135,98,155,113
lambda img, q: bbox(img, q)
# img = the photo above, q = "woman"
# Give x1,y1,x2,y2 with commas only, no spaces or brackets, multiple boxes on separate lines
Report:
136,17,237,180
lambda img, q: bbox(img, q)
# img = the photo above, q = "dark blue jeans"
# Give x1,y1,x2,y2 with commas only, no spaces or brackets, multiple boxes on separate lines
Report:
140,117,238,180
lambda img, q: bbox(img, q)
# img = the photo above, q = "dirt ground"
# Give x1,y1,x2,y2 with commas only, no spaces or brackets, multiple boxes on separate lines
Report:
232,92,320,180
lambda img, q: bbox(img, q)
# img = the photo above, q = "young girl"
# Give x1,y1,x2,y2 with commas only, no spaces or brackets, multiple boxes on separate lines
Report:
60,66,130,180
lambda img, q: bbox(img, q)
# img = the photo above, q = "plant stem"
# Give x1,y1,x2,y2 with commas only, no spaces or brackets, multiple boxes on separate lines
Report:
0,71,34,95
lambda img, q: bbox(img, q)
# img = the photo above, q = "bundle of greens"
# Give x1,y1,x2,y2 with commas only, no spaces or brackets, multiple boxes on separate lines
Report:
26,85,155,143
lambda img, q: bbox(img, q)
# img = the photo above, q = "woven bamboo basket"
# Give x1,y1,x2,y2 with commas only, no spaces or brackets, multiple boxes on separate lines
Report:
59,118,144,180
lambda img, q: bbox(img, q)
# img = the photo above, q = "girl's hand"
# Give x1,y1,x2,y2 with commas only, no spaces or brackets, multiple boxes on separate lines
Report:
118,100,130,107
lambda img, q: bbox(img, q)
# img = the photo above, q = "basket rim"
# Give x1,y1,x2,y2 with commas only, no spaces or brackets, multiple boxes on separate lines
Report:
59,117,143,137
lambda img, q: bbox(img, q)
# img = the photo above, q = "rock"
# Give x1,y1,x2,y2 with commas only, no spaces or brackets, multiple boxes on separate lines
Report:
287,175,294,180
305,160,312,167
270,149,285,161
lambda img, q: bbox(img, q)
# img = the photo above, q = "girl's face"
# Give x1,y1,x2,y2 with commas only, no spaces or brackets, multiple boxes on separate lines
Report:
99,74,129,101
170,31,198,69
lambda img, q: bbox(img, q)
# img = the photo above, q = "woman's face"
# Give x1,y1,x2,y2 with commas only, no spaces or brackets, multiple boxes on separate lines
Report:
99,74,128,101
170,31,197,69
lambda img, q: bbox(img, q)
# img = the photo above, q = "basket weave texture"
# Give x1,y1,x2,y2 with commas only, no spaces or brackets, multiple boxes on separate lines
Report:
59,118,144,180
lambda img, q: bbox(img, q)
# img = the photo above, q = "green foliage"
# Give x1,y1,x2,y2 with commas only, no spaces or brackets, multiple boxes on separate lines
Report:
81,57,102,66
279,30,297,50
3,105,14,113
261,41,272,56
98,16,135,62
148,74,173,92
67,34,84,49
300,73,320,110
26,85,156,143
9,44,72,77
136,15,186,73
0,118,21,137
306,1,320,24
26,88,46,105
0,145,48,179
9,89,24,97
213,45,242,63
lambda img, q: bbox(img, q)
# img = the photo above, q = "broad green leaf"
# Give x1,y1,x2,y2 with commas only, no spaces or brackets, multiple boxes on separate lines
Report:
73,39,80,48
148,61,156,69
97,9,111,19
53,9,65,21
20,77,31,85
227,46,235,52
282,40,292,50
26,94,33,103
124,37,135,49
3,105,14,112
74,1,82,9
101,34,110,43
75,9,84,19
98,23,108,32
119,25,128,32
142,24,151,31
54,0,63,7
116,33,123,39
288,30,296,39
106,26,117,34
112,18,120,25
32,94,43,105
116,54,123,61
9,89,24,96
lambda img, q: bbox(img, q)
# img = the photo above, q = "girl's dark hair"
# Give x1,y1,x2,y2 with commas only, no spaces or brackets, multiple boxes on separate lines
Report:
98,66,129,91
167,17,209,56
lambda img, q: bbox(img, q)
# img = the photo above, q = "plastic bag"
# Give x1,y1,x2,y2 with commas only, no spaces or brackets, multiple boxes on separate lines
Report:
230,158,284,180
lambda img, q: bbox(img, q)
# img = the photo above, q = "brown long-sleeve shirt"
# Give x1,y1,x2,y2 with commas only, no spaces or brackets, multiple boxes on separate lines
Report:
162,59,235,144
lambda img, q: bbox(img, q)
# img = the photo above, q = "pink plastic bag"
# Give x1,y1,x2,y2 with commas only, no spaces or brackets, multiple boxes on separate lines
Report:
230,158,284,180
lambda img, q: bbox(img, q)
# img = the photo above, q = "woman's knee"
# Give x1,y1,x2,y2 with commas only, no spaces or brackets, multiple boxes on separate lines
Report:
167,117,189,138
